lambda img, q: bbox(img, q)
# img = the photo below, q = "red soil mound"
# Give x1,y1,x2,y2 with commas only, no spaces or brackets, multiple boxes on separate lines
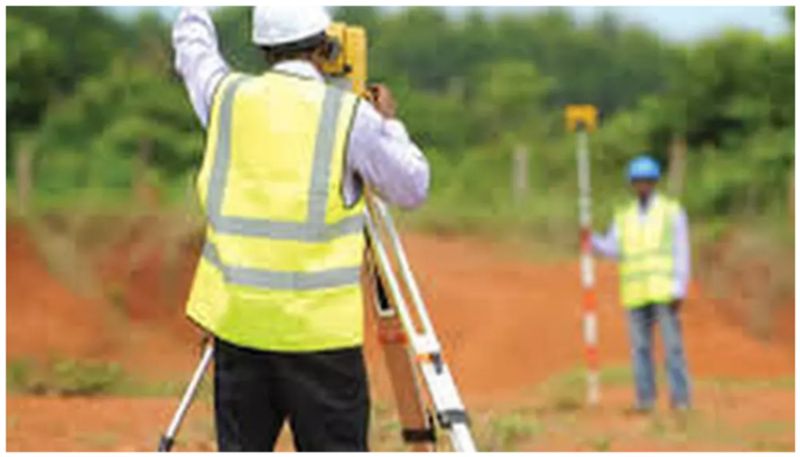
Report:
7,224,793,403
7,222,113,361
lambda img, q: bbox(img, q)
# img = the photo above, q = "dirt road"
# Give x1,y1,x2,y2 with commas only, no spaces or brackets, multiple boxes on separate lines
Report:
6,223,794,451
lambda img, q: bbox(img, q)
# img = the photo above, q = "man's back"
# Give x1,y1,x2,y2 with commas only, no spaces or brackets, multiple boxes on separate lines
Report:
188,71,367,352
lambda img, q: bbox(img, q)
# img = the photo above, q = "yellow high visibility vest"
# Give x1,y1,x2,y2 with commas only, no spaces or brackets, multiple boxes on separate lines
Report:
185,72,365,352
615,194,680,309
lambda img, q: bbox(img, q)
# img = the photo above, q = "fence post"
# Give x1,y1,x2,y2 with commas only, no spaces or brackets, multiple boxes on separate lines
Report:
16,141,34,215
667,133,687,197
512,144,529,203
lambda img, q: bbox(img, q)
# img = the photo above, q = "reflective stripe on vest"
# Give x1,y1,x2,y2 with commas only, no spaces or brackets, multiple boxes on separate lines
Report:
201,242,360,290
186,72,365,352
615,195,678,308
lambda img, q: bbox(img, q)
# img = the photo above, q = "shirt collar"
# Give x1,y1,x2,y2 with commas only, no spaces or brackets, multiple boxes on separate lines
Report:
271,60,324,82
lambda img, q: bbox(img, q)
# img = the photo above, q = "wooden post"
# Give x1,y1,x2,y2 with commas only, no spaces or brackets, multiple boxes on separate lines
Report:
15,141,33,215
134,137,157,207
667,133,687,197
789,169,794,225
512,144,529,203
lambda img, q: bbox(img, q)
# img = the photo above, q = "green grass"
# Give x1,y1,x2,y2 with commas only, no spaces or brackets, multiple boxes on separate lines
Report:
533,364,655,412
750,440,795,452
585,434,613,451
697,375,795,391
519,364,795,451
483,410,541,450
7,357,210,398
78,431,120,449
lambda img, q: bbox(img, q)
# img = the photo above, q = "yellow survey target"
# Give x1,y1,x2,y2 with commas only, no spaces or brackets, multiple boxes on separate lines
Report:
565,104,599,132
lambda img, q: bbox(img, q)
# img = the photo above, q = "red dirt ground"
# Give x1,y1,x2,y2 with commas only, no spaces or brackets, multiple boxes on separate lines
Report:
7,223,114,361
6,223,794,451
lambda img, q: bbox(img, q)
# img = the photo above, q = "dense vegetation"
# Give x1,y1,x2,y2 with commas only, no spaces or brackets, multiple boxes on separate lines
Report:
7,6,795,244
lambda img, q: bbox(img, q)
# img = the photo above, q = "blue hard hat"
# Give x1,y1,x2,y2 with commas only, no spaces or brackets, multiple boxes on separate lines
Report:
627,155,661,181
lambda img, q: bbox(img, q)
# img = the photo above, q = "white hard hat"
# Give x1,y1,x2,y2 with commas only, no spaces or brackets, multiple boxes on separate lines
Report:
252,5,331,47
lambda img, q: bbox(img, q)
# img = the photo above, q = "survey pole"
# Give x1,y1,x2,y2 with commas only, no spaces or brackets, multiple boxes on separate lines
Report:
566,105,600,406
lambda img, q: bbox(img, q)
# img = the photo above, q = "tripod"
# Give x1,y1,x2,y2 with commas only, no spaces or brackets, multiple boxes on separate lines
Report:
157,193,476,452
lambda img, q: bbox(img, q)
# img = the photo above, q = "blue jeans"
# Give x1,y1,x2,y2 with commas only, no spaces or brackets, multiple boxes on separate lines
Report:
626,303,691,409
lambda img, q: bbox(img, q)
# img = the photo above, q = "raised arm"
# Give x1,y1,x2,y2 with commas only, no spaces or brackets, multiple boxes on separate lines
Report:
172,7,230,128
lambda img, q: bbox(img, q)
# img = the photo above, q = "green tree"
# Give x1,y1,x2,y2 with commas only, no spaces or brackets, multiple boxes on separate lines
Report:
7,15,57,141
470,60,554,144
33,58,200,199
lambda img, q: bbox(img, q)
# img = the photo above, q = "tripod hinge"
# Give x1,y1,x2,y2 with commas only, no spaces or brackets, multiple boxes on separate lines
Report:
401,426,437,443
417,351,444,374
437,409,470,429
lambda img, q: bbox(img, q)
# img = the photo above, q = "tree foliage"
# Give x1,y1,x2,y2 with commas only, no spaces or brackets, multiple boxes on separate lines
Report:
6,6,794,222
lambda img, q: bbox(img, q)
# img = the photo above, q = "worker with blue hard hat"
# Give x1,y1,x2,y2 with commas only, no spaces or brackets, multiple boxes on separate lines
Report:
593,154,692,413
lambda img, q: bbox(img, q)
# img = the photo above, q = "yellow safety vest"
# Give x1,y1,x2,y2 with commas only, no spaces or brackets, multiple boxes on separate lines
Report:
615,194,680,309
185,72,365,352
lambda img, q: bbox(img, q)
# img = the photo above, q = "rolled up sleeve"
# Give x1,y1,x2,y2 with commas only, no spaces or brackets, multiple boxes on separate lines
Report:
343,101,430,209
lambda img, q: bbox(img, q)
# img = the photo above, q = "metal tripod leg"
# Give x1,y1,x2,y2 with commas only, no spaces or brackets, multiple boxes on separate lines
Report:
157,340,214,452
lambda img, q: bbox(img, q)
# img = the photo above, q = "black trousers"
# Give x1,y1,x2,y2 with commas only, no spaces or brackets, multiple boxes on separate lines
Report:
213,338,370,452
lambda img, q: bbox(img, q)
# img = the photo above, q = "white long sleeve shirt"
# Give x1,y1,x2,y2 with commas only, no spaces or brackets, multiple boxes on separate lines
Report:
172,7,429,209
592,194,691,299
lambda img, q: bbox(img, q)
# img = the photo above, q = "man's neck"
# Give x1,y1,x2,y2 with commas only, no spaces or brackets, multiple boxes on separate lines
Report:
637,192,656,210
271,59,324,82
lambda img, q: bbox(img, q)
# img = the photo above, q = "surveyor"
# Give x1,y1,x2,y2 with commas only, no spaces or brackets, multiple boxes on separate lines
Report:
592,155,691,412
172,6,429,451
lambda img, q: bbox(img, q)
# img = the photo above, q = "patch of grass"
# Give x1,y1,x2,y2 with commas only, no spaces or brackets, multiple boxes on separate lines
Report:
50,359,123,395
750,440,794,452
535,364,639,412
8,358,42,394
599,365,634,386
749,420,794,435
112,377,192,397
78,431,120,450
105,281,127,313
481,411,541,451
647,415,671,438
643,409,744,448
7,357,196,397
698,376,794,391
536,366,585,412
366,400,405,451
551,394,582,413
586,434,613,451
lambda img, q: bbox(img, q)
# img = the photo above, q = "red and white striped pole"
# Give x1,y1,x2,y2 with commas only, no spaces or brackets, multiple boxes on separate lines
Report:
577,127,599,406
567,105,600,406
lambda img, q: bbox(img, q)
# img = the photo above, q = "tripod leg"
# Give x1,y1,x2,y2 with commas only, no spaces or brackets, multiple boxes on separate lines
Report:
158,340,214,452
364,248,435,451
